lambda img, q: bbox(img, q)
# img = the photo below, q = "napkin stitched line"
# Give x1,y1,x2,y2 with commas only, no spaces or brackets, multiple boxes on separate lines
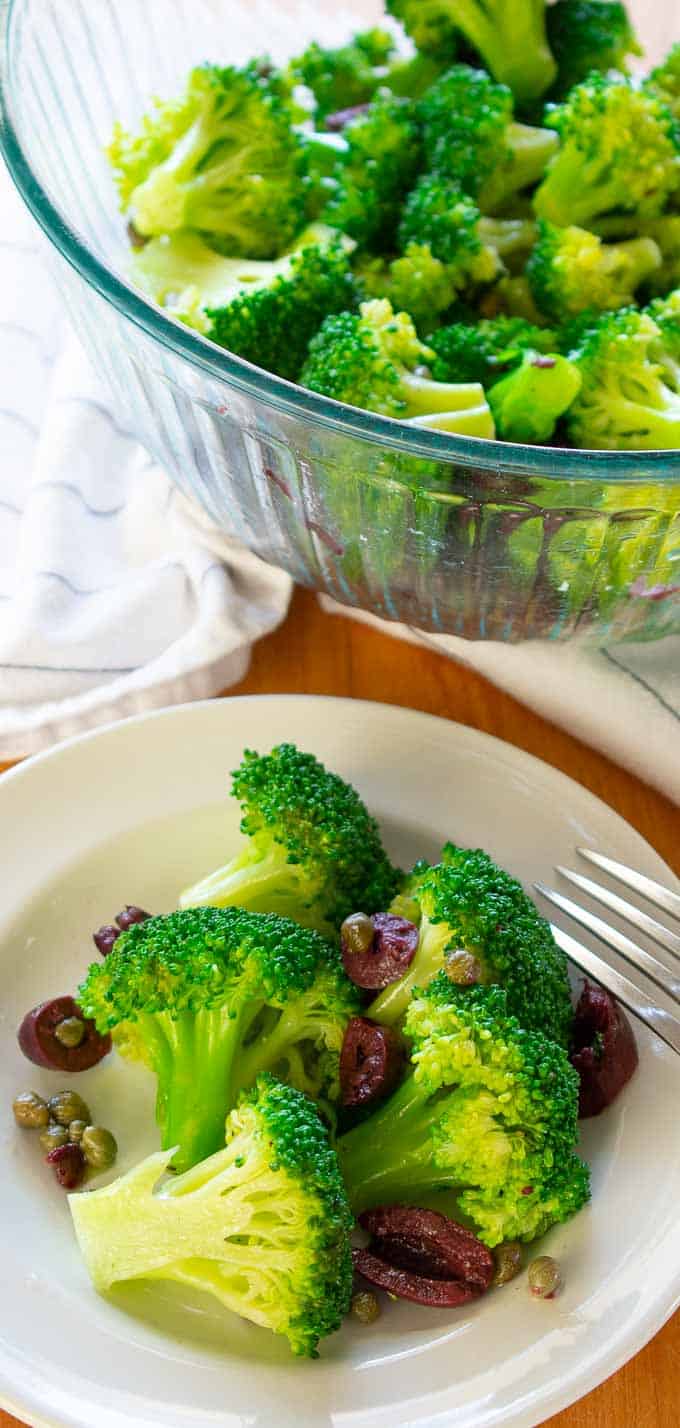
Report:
602,648,680,724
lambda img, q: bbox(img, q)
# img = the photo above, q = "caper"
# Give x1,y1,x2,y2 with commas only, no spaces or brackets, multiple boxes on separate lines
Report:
39,1121,69,1153
48,1090,91,1127
351,1290,380,1324
12,1091,49,1129
492,1241,523,1287
445,950,483,986
53,1016,86,1049
341,912,375,956
389,894,422,927
81,1125,117,1171
68,1119,88,1144
528,1255,561,1299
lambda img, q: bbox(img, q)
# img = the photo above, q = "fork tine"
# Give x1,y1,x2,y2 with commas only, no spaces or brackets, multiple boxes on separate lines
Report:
556,867,680,960
543,918,680,1057
577,848,680,922
537,885,680,1004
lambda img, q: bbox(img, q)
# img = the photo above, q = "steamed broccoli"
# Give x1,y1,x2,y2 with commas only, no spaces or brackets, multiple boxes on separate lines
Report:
321,93,422,248
641,216,680,295
301,299,496,435
488,349,582,442
648,289,680,384
131,226,356,380
419,66,559,214
534,73,680,229
69,1076,353,1358
546,0,641,103
179,742,400,937
354,245,463,331
566,305,680,449
108,63,304,256
288,29,395,120
387,0,556,102
367,844,573,1045
77,907,359,1171
398,175,505,284
648,43,680,124
527,220,662,321
338,978,590,1244
427,314,558,386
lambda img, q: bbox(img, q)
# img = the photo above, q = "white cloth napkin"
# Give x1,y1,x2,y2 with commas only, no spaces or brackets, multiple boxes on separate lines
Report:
1,160,679,802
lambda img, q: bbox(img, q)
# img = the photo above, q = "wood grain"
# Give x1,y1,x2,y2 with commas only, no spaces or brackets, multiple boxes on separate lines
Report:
1,587,678,1428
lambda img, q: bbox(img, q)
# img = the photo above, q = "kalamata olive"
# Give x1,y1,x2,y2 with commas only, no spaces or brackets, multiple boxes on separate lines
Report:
93,924,120,957
115,905,150,931
46,1141,86,1190
325,102,371,131
570,981,638,1117
18,997,111,1072
341,913,419,990
340,1017,403,1107
353,1205,494,1307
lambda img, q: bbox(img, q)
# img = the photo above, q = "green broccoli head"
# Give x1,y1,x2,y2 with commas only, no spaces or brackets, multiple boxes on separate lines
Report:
78,907,360,1171
388,0,556,102
69,1075,353,1357
355,245,463,332
288,29,395,120
398,175,503,287
488,348,582,443
648,43,680,123
131,226,357,380
339,979,589,1245
367,843,573,1045
534,73,680,229
546,0,641,102
427,315,559,386
527,220,662,322
321,93,422,249
108,63,304,257
301,299,496,435
566,305,680,450
179,742,401,937
419,66,559,214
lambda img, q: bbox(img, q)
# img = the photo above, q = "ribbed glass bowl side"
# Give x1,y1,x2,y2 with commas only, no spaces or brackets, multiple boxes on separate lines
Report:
1,0,679,643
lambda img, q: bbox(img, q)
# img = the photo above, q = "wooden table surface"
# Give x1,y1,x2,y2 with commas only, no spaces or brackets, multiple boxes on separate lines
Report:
1,585,678,1428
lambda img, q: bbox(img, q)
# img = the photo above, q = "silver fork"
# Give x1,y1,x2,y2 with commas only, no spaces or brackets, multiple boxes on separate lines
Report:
535,848,680,1055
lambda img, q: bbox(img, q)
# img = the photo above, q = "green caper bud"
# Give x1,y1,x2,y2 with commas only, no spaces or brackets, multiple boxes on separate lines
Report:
528,1255,561,1299
389,894,421,926
351,1291,380,1324
492,1241,523,1287
53,1016,86,1048
12,1091,49,1129
445,950,483,986
39,1120,69,1153
47,1090,91,1127
341,912,375,956
68,1119,88,1144
81,1125,117,1171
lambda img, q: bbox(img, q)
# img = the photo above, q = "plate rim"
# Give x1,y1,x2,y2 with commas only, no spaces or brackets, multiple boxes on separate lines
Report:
0,692,678,1428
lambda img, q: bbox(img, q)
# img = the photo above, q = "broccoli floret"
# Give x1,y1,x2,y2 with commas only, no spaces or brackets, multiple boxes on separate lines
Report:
301,299,496,435
131,226,356,380
641,216,680,295
419,66,559,214
322,93,422,248
648,43,680,124
387,0,556,102
367,843,573,1044
288,29,395,120
527,220,662,321
399,175,504,284
427,315,558,385
534,73,680,229
546,0,641,102
69,1075,353,1358
384,52,451,101
566,305,680,449
108,63,304,257
488,348,582,442
354,245,463,331
77,907,359,1172
648,289,680,383
338,979,590,1244
179,742,400,937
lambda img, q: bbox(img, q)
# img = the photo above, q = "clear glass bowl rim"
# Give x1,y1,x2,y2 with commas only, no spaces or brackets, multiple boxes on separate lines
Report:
1,0,679,485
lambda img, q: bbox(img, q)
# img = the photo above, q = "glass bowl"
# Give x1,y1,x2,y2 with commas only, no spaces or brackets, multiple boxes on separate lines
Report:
1,0,678,644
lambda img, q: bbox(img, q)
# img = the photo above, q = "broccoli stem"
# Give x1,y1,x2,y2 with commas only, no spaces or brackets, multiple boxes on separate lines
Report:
401,376,487,419
366,917,456,1025
484,124,559,212
152,1004,261,1171
233,1000,329,1098
338,1073,453,1212
448,0,556,101
534,150,631,228
179,840,304,918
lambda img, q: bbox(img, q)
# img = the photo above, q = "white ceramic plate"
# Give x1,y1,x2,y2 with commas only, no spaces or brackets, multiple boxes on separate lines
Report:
1,695,679,1428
